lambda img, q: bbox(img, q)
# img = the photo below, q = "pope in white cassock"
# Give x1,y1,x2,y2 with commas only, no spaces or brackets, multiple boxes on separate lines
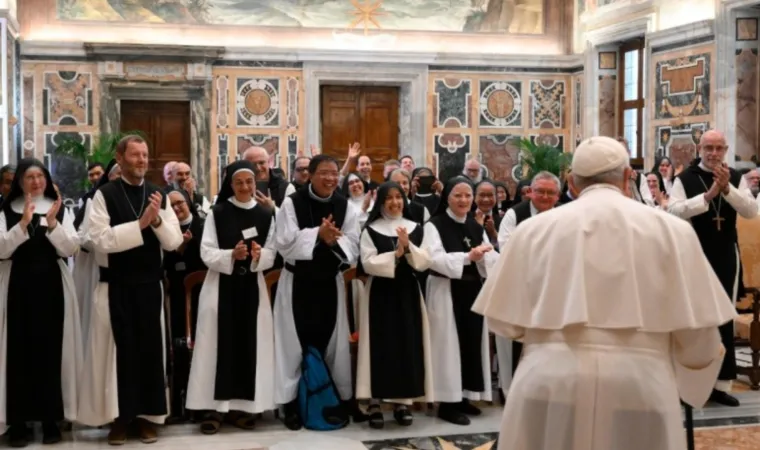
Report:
0,159,82,447
186,160,276,434
473,136,736,450
77,136,183,445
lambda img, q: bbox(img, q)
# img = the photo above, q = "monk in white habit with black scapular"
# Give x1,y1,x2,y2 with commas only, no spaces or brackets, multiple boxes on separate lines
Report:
186,160,276,434
77,135,183,445
356,181,433,429
422,176,498,425
0,158,82,447
474,136,736,450
668,129,757,407
273,154,359,430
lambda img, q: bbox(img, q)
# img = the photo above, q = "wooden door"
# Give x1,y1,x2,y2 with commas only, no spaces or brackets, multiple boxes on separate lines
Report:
321,86,399,183
120,100,191,186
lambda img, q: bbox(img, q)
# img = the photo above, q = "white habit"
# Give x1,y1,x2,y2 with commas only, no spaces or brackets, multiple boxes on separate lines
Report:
473,184,736,450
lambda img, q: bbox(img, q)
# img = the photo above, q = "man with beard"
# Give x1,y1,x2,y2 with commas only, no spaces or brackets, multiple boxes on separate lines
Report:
462,159,483,184
273,154,360,430
78,135,183,444
742,168,760,198
668,129,758,407
243,147,295,210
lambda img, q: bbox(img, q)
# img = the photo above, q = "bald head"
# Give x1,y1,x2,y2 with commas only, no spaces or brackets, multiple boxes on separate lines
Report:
243,147,269,180
698,129,728,170
463,158,482,182
172,162,192,189
163,161,177,184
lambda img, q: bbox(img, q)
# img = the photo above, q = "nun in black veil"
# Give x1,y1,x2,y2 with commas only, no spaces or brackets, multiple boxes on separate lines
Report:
0,158,82,447
355,182,433,429
421,176,498,426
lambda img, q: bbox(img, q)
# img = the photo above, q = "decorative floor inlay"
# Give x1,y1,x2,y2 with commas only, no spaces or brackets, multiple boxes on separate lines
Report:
694,425,760,449
364,432,498,450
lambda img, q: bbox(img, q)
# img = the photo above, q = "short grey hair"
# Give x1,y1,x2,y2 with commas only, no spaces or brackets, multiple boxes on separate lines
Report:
389,168,411,183
572,164,628,190
531,171,561,190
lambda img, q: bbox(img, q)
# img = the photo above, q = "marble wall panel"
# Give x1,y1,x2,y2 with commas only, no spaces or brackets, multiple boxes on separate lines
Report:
428,71,572,184
735,48,758,162
598,74,617,137
22,72,34,158
655,122,708,170
648,43,715,168
7,30,16,157
573,73,583,148
211,67,304,195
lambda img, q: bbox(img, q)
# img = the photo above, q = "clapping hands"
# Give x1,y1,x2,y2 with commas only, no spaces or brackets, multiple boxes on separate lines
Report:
318,214,343,245
139,192,163,229
395,226,409,257
468,244,493,262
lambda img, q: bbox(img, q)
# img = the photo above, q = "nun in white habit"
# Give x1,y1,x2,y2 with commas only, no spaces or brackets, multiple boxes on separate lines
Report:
72,160,120,347
355,181,434,429
0,158,82,447
185,160,276,434
422,176,498,426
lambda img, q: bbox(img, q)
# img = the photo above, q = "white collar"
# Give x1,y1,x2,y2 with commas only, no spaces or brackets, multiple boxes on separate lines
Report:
349,195,364,205
478,207,493,216
446,207,467,223
227,196,257,209
698,162,713,173
368,216,418,236
121,176,145,186
179,215,193,226
11,195,53,214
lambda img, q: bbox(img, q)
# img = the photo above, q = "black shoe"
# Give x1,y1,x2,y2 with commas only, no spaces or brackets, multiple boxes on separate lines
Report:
709,389,740,407
42,422,62,445
283,401,303,431
437,403,470,426
367,404,384,429
393,406,413,426
457,399,482,416
7,424,29,448
344,398,369,423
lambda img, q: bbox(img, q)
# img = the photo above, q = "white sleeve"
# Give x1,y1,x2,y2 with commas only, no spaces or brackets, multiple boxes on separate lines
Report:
78,199,95,251
201,196,211,214
422,222,468,279
667,178,709,219
639,175,653,202
671,328,725,408
360,228,396,279
250,216,276,273
153,198,183,251
723,176,759,219
497,209,517,250
285,183,296,197
200,210,234,275
274,197,319,261
334,204,360,265
88,191,144,254
476,231,499,278
0,211,29,259
46,208,80,257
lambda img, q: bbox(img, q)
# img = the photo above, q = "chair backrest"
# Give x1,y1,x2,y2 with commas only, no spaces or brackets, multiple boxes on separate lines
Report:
183,270,207,348
738,216,760,289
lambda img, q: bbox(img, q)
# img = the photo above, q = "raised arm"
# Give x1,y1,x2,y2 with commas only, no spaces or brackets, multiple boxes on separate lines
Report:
251,216,277,273
200,210,234,275
46,208,80,257
153,197,183,251
88,191,144,254
723,176,758,219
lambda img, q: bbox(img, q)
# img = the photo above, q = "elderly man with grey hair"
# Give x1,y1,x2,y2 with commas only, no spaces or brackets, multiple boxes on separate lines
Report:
242,146,295,210
493,170,561,393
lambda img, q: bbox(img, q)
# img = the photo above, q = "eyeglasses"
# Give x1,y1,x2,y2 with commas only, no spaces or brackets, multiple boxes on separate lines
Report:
295,167,309,172
533,189,558,197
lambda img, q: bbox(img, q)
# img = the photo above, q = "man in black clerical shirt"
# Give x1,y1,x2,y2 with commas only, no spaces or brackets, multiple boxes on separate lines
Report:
668,129,758,407
78,135,183,444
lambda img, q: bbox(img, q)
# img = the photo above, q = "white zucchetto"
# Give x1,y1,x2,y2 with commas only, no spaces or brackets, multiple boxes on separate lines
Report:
571,136,629,177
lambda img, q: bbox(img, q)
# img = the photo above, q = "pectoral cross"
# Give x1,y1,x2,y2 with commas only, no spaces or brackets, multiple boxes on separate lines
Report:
463,237,471,248
713,215,725,231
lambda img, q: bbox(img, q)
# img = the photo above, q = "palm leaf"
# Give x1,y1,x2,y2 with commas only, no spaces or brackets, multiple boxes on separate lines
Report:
517,138,572,180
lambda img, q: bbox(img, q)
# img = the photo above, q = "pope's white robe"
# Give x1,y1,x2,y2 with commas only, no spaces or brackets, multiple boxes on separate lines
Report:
474,184,736,450
355,217,434,403
0,199,82,433
77,188,183,426
186,199,277,414
272,195,359,405
422,210,499,403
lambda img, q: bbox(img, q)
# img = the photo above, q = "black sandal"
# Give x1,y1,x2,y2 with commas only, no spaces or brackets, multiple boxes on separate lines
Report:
393,406,413,426
367,404,384,429
225,410,256,430
200,412,223,435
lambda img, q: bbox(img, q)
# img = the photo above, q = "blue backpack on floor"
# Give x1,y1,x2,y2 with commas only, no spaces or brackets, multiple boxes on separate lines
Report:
298,346,349,431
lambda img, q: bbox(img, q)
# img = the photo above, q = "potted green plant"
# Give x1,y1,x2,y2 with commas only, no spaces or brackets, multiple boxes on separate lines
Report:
53,130,145,201
517,137,573,180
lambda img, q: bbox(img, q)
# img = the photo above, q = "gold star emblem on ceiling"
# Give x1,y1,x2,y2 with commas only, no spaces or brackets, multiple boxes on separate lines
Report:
348,0,386,35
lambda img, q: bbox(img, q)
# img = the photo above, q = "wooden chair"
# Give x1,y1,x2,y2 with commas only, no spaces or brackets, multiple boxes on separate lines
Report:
735,217,760,390
183,270,207,352
264,269,281,304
